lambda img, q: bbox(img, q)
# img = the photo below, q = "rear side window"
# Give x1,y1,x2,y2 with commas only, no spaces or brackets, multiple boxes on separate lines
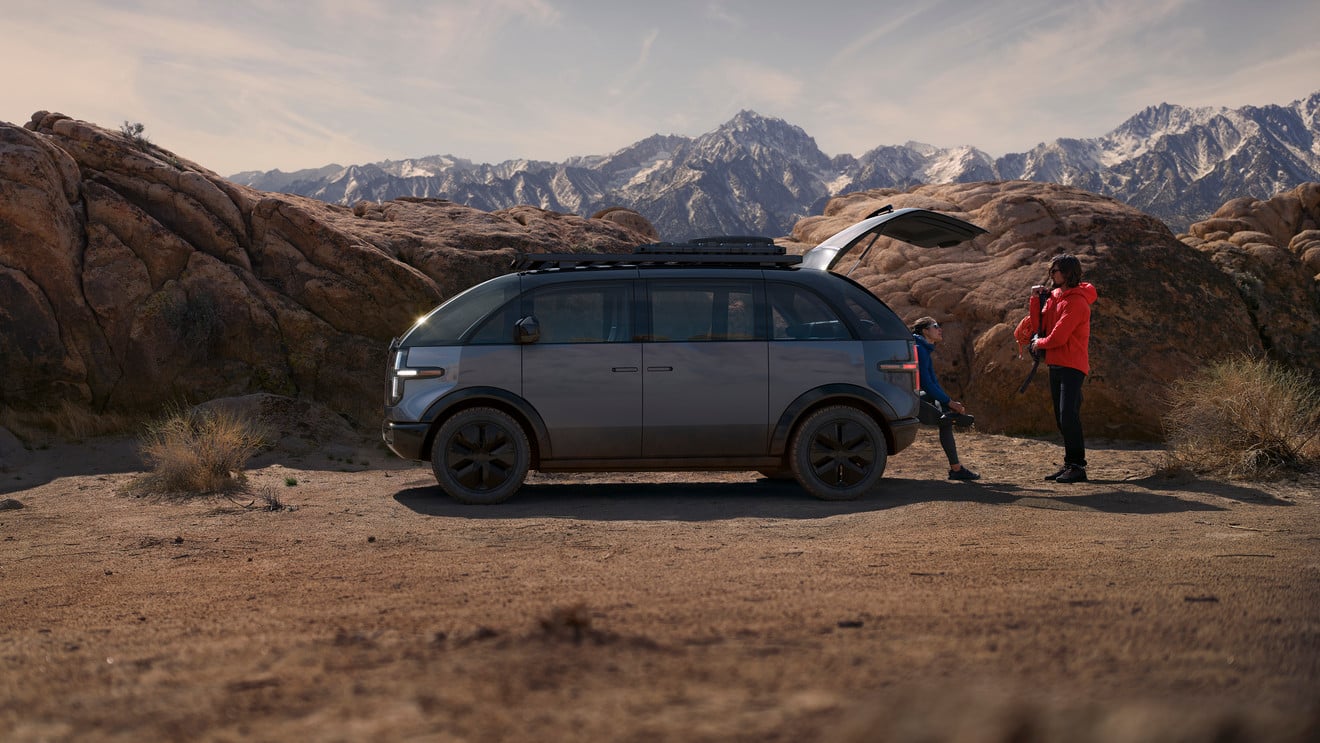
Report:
525,282,633,343
836,279,908,338
768,283,851,340
649,280,762,341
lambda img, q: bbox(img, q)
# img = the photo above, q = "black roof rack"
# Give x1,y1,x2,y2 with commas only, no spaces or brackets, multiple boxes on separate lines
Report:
512,236,802,271
643,236,778,252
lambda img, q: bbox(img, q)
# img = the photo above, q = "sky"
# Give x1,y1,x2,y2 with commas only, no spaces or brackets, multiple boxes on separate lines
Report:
4,0,1319,177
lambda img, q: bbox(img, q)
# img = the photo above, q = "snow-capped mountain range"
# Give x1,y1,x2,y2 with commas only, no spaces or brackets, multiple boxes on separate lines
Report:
231,91,1320,239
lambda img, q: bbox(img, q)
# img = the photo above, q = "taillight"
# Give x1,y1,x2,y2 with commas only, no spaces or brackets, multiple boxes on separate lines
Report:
875,341,920,391
909,340,920,391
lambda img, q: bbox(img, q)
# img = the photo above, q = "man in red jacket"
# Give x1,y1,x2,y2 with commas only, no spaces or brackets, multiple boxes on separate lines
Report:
1014,255,1098,483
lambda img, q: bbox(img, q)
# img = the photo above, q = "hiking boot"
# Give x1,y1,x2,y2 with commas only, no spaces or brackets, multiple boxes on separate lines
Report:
1055,465,1088,483
948,467,981,481
1044,466,1069,481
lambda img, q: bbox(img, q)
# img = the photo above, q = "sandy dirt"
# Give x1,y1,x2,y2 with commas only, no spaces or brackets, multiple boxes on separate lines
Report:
1,428,1317,742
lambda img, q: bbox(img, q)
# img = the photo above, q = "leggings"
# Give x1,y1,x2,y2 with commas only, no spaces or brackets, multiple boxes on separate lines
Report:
920,399,960,466
937,419,959,466
1049,365,1087,468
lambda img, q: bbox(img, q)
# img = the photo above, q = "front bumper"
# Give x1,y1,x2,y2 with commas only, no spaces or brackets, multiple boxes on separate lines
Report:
382,420,431,461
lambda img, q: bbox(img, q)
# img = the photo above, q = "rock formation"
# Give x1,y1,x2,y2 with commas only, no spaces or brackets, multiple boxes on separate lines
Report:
1178,183,1320,371
789,182,1264,438
0,113,654,426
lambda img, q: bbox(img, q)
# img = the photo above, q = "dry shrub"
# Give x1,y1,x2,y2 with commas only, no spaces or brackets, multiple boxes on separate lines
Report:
129,406,267,496
1163,356,1320,478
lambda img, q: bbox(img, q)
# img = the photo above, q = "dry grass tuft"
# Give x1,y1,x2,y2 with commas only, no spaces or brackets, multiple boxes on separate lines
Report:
1162,356,1320,479
127,406,267,497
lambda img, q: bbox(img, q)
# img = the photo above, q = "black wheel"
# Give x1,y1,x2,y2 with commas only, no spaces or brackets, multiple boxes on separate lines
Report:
431,407,530,505
789,405,887,500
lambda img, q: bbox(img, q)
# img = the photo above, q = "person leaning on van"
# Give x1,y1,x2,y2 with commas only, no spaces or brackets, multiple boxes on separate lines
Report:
911,316,980,481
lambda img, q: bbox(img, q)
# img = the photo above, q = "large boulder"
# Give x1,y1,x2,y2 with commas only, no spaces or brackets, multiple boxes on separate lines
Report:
0,113,655,426
790,182,1262,438
1178,182,1320,371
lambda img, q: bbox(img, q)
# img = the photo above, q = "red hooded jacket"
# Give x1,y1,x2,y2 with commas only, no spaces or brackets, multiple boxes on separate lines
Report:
1014,282,1097,375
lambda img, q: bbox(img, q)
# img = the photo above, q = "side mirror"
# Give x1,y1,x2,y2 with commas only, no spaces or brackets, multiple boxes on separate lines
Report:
515,316,540,344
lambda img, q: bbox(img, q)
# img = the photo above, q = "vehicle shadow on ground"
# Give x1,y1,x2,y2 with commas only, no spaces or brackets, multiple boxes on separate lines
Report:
392,475,1244,520
396,479,883,521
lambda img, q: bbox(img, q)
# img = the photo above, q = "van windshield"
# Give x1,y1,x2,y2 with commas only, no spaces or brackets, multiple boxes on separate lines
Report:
400,274,521,347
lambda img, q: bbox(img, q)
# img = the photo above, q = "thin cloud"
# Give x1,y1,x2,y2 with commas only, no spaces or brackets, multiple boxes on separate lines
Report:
829,5,932,65
607,28,661,98
703,2,744,29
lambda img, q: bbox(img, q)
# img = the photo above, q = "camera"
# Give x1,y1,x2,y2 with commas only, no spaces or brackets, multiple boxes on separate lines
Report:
1028,333,1045,361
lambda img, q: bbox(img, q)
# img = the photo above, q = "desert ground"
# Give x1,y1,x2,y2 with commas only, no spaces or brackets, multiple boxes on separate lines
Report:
1,427,1317,742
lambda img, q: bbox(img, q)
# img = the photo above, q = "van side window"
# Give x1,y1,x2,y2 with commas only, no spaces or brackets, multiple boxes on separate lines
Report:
836,280,909,338
525,283,633,344
466,299,519,344
768,283,851,340
649,281,760,341
401,273,521,346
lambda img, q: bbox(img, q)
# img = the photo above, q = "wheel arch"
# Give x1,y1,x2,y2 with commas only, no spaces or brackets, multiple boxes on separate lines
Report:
421,387,551,466
770,384,902,457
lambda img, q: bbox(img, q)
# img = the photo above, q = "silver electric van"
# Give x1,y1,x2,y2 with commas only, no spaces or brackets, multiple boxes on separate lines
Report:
383,207,986,503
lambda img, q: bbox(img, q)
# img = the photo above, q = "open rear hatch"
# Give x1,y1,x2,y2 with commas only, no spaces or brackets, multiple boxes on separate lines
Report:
799,207,987,272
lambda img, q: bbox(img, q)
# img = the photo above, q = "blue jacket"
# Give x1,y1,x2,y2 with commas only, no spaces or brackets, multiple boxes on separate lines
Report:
913,333,950,405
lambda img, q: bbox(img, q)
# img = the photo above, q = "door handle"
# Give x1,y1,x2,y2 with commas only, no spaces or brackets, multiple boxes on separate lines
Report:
646,366,674,372
611,367,639,372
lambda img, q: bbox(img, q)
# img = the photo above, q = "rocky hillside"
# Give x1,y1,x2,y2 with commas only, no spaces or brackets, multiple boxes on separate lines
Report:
0,113,654,426
233,93,1320,239
3,112,1317,439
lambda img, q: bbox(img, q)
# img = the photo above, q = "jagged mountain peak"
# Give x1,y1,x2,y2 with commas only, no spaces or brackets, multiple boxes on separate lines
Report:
1296,90,1320,127
1110,101,1227,142
706,110,815,148
724,109,789,131
903,141,940,156
675,110,830,179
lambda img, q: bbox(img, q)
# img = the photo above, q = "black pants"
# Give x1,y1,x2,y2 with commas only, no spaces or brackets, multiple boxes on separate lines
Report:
1049,366,1087,468
920,400,960,466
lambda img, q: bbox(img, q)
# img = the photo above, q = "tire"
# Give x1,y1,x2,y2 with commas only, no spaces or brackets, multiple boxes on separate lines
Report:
431,407,530,505
789,405,887,501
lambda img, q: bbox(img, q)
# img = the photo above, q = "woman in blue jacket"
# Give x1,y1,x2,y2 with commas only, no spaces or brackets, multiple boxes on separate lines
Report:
911,316,980,480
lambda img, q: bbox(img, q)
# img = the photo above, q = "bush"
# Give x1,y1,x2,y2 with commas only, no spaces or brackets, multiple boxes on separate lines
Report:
130,406,266,495
120,120,151,149
1163,357,1320,478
